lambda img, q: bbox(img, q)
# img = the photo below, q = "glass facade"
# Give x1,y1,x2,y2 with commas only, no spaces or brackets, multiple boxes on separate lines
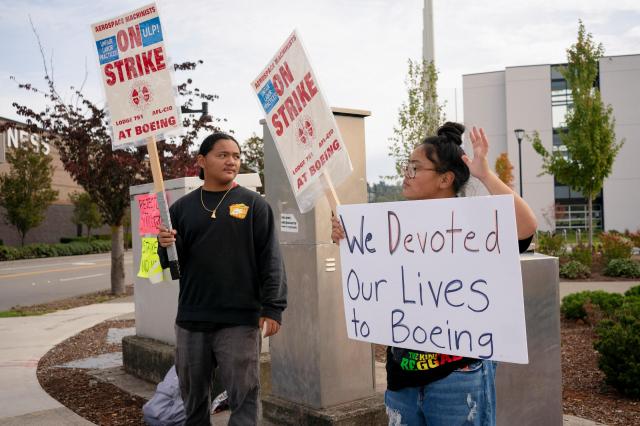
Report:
550,65,603,230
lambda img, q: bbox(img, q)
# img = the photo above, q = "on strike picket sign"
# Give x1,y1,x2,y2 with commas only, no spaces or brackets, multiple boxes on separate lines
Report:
252,30,352,213
92,3,181,149
337,195,529,364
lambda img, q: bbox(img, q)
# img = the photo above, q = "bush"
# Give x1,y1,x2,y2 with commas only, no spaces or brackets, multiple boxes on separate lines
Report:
624,230,640,248
604,259,640,278
569,243,593,267
60,234,110,244
560,260,591,279
0,240,111,261
0,245,20,261
624,286,640,298
595,314,640,398
561,290,624,320
600,232,633,263
536,232,566,258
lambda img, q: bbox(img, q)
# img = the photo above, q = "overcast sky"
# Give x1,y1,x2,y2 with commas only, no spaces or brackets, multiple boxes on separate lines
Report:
1,0,638,182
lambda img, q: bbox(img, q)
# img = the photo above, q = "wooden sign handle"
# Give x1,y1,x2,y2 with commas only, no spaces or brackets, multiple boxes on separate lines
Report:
146,136,180,280
321,172,340,215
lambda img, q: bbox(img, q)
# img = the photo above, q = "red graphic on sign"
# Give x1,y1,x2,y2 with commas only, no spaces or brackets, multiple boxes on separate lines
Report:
296,115,315,148
129,81,153,110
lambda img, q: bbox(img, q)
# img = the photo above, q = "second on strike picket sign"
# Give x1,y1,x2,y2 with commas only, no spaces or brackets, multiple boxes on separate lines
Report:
337,195,529,364
252,30,352,213
92,3,182,149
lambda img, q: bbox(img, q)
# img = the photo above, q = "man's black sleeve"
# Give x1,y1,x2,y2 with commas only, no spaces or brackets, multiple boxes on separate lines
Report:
253,198,287,323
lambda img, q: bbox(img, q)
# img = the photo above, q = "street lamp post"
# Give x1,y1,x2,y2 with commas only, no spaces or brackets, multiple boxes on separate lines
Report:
514,128,525,197
181,101,212,122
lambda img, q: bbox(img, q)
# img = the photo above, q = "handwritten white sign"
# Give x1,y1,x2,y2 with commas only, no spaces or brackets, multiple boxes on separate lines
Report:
337,195,528,364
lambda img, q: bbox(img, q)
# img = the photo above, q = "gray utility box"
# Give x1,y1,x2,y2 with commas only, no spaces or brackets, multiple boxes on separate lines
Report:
130,177,202,345
497,253,562,426
262,107,387,425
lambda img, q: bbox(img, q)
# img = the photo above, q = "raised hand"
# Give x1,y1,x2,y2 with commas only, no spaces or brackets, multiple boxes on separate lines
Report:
462,126,491,181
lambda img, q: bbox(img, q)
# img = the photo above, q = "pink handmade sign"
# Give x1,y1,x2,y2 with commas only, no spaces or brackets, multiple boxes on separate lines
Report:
137,193,161,235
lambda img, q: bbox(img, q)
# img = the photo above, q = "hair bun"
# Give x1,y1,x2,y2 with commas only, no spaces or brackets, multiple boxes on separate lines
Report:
437,122,465,146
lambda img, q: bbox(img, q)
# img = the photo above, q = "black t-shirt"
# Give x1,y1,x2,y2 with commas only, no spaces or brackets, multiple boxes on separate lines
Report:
385,235,533,391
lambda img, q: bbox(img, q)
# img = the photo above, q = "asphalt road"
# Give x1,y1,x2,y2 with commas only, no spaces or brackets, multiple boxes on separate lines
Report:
0,251,134,310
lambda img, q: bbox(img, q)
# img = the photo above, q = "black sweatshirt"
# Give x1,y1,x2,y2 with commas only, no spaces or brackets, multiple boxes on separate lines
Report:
158,185,287,327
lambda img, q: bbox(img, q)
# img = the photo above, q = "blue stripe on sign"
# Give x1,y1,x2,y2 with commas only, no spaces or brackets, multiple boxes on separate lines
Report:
140,17,163,46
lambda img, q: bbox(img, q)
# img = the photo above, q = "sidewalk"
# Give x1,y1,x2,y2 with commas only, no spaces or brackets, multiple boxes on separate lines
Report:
0,281,634,425
559,280,637,299
0,297,134,425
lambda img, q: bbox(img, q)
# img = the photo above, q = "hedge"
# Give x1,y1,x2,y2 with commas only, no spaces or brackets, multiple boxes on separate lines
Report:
0,241,111,261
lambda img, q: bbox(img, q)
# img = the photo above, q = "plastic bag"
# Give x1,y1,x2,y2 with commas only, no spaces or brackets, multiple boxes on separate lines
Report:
142,366,185,426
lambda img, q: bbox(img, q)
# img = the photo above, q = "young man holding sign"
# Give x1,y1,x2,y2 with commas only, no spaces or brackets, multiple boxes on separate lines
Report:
158,133,287,425
332,123,537,426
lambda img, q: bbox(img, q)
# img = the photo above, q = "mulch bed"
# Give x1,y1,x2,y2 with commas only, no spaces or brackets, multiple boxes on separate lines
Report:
37,319,146,426
38,318,639,425
561,318,639,425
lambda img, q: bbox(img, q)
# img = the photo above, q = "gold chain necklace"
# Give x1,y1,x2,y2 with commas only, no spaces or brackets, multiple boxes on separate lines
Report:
200,186,233,219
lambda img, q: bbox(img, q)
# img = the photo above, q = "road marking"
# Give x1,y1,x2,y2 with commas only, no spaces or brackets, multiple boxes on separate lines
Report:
0,264,111,280
0,261,102,272
59,273,104,282
0,253,132,272
0,260,134,280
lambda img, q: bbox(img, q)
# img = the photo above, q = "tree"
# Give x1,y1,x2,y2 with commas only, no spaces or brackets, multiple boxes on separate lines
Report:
69,192,103,240
0,146,58,246
241,134,264,193
494,153,514,188
532,21,623,249
4,26,226,294
387,59,445,180
367,181,404,203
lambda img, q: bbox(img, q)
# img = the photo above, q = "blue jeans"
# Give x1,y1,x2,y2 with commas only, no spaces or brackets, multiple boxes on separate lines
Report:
384,360,497,426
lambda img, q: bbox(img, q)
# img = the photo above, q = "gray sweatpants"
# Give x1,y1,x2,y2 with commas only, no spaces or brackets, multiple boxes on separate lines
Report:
175,324,261,426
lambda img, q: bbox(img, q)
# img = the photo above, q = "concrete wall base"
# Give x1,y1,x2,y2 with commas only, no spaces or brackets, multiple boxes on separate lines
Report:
122,335,272,396
122,335,174,385
262,393,386,426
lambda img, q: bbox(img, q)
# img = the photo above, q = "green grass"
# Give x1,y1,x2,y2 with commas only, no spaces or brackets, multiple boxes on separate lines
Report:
0,309,53,318
0,285,134,318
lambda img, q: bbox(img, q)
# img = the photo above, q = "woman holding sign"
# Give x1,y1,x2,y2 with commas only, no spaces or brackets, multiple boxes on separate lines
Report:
331,122,537,426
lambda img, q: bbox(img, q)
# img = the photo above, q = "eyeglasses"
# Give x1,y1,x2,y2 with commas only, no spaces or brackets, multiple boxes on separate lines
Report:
401,161,437,179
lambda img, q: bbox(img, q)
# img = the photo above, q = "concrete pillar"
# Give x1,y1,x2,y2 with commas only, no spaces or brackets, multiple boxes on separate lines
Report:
262,108,387,424
496,253,562,425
